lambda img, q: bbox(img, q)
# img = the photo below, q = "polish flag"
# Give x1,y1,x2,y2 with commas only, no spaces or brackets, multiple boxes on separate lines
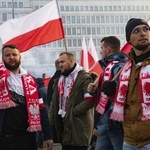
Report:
121,43,132,54
0,0,64,52
88,36,98,68
89,61,103,76
80,36,89,71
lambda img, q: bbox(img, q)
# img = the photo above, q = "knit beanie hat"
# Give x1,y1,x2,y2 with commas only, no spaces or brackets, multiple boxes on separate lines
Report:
125,18,149,43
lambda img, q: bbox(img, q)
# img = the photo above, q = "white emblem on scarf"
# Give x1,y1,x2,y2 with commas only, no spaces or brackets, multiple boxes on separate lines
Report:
58,64,82,118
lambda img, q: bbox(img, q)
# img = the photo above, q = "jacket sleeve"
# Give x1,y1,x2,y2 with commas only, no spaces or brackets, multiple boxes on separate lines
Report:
40,108,53,140
73,73,95,116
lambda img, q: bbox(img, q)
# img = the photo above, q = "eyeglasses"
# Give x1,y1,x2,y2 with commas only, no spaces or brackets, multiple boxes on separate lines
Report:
131,26,150,34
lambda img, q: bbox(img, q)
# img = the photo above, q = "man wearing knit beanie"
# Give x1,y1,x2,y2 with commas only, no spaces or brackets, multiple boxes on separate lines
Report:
100,18,150,149
125,18,149,44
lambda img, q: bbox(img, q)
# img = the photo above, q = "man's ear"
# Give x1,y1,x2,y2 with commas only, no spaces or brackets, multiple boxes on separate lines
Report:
107,46,111,53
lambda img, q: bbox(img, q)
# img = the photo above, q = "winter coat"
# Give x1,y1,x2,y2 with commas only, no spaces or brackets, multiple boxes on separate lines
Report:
123,51,150,147
49,70,95,147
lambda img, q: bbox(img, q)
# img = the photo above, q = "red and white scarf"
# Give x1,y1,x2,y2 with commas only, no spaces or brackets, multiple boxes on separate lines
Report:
22,74,42,131
96,61,118,114
110,60,150,121
0,63,42,132
0,63,16,108
58,64,81,118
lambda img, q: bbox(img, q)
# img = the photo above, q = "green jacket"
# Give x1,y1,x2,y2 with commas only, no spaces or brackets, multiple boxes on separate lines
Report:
49,70,95,147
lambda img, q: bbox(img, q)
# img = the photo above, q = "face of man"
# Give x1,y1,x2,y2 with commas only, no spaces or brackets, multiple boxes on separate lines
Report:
59,54,73,74
129,25,150,51
100,41,110,59
2,47,21,71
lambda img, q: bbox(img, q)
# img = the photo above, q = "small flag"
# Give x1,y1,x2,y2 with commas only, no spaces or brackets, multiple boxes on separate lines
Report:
80,36,89,71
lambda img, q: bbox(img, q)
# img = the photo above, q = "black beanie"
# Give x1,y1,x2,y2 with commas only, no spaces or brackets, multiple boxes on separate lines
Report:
125,18,149,43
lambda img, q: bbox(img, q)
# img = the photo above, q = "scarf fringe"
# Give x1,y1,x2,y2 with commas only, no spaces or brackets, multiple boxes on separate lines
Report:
27,125,42,132
96,105,105,115
0,101,16,109
110,112,124,122
58,109,66,118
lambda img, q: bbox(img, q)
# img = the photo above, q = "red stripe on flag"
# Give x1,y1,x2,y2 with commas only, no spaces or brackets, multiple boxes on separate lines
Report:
121,43,132,54
89,62,103,76
88,51,96,68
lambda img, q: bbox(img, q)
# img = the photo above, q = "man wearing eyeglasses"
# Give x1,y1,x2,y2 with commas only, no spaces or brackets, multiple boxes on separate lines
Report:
101,18,150,150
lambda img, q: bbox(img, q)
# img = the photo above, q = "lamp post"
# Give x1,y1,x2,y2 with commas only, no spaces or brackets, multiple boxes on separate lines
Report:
12,0,14,18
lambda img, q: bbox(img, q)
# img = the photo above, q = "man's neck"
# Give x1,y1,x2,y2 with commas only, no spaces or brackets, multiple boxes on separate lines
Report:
11,68,20,75
134,47,150,56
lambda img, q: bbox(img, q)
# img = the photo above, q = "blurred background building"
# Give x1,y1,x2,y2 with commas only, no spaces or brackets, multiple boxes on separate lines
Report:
0,0,150,77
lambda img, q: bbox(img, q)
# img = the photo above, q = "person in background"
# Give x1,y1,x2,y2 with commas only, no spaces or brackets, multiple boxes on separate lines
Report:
49,52,95,150
36,78,50,150
0,44,53,150
47,58,61,108
42,73,48,79
88,36,126,150
101,18,150,150
47,58,61,142
36,78,49,113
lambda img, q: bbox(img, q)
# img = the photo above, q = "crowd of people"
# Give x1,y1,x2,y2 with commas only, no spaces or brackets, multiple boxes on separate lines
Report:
0,17,150,150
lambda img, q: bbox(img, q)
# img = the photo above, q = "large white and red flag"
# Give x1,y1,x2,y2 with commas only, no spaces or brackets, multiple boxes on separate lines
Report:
0,0,64,52
88,36,98,68
80,36,89,71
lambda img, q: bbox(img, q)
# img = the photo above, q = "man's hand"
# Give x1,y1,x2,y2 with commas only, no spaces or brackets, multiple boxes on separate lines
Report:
101,80,116,96
92,128,100,136
87,78,99,93
44,139,53,150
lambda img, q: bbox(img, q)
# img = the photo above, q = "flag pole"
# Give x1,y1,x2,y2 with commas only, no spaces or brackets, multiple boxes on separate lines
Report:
63,38,68,52
56,0,67,51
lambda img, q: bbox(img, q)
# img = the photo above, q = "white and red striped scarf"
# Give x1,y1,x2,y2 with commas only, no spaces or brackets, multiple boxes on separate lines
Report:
58,65,81,118
0,63,42,132
96,61,119,114
110,60,150,121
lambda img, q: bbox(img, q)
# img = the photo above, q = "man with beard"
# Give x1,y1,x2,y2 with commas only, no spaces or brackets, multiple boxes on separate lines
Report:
0,44,53,150
49,52,95,150
101,18,150,149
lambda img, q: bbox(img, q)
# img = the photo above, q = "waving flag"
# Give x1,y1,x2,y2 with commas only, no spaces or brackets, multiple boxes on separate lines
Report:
88,36,98,68
80,36,89,71
0,0,64,52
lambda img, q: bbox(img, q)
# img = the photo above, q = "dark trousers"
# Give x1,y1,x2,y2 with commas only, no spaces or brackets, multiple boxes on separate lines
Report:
0,133,35,150
62,145,88,150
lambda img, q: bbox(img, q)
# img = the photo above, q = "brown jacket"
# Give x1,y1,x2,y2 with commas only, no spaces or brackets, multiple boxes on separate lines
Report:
123,53,150,147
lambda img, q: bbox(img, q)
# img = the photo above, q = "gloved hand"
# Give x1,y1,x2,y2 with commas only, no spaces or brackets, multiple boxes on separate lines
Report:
101,80,117,96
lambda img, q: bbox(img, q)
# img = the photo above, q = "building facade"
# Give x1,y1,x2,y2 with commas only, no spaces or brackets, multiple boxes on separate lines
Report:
0,0,150,77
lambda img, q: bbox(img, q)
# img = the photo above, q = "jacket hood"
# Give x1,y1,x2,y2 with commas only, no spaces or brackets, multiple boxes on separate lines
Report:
99,52,127,70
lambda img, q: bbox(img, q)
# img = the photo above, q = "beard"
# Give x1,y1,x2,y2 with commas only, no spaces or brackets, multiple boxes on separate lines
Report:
3,60,20,71
133,42,149,51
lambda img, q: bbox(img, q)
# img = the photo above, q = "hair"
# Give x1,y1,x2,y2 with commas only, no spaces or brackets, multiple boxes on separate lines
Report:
2,44,20,55
59,51,75,61
42,73,47,78
101,36,120,53
55,58,60,70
